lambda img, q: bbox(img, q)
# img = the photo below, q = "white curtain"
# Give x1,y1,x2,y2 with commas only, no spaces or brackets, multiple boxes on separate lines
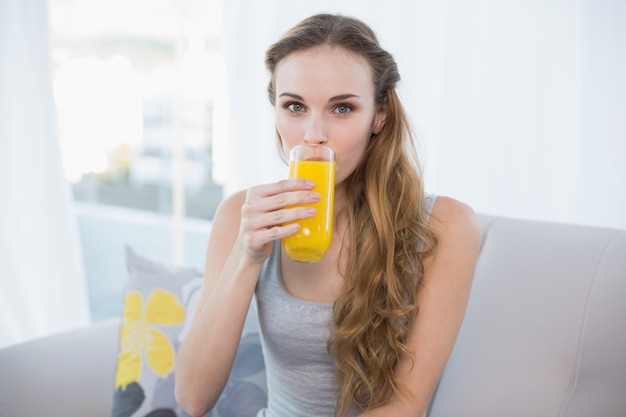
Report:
0,0,89,348
219,0,626,230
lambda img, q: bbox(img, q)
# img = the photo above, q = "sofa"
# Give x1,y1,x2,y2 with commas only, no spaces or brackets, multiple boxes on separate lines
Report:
1,214,625,417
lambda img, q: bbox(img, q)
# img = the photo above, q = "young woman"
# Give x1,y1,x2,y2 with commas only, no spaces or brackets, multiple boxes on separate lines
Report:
176,13,480,417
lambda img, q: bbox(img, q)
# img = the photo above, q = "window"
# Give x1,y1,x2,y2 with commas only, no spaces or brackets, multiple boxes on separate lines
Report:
49,0,224,220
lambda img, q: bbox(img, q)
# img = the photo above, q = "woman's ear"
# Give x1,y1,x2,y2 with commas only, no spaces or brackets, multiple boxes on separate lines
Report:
372,104,388,134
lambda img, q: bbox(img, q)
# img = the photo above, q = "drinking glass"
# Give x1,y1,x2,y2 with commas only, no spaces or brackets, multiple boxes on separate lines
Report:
282,144,336,262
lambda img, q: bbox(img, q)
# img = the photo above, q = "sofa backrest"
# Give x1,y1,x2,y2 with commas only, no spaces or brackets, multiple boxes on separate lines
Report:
428,215,626,417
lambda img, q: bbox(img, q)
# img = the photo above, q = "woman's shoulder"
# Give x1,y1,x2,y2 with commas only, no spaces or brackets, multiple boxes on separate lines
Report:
217,189,247,213
430,196,481,244
424,196,481,290
211,189,247,233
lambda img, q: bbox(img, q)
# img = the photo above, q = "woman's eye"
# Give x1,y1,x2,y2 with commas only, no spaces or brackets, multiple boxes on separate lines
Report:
334,104,352,114
287,102,304,112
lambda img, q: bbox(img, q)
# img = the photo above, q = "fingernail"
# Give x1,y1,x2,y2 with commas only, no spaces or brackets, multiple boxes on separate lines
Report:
305,180,315,187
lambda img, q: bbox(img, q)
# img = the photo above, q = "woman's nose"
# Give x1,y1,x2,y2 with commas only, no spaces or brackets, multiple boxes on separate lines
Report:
303,115,328,145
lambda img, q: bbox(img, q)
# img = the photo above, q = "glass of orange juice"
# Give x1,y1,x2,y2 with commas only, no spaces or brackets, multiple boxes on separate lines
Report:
282,144,336,263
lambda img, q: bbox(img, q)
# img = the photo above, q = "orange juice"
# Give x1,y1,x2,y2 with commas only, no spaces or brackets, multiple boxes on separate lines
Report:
282,159,336,262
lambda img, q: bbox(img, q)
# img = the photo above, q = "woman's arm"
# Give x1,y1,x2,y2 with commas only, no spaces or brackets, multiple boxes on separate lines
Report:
175,191,259,417
175,179,318,417
358,196,481,417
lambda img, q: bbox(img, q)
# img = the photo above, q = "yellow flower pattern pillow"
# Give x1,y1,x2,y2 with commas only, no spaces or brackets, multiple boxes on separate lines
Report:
115,289,185,390
111,247,204,417
111,247,267,417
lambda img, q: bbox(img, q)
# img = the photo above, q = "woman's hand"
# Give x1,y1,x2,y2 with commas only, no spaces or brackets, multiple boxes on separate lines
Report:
238,178,320,262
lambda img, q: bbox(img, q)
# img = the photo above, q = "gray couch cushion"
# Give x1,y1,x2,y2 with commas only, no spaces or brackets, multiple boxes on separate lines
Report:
0,318,120,417
428,217,626,417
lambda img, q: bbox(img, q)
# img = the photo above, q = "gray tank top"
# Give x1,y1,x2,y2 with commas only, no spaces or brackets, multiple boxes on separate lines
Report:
255,194,438,417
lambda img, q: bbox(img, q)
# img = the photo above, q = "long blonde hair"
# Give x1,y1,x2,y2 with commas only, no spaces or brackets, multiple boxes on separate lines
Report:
265,13,438,416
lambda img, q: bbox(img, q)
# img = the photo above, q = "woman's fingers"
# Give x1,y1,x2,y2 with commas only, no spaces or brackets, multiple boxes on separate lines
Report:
238,179,319,260
243,179,317,219
246,179,315,207
241,221,301,253
244,194,319,226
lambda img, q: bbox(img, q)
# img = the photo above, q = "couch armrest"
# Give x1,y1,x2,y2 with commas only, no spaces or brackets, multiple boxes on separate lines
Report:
0,318,120,417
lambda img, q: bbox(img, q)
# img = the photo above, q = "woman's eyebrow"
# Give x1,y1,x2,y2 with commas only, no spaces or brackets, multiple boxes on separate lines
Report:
278,92,361,102
328,94,360,102
278,92,303,100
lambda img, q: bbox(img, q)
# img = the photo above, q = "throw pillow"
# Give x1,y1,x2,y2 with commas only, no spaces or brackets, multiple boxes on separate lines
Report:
111,246,266,417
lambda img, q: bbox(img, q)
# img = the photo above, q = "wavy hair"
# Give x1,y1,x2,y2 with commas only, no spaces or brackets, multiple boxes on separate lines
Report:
265,13,438,416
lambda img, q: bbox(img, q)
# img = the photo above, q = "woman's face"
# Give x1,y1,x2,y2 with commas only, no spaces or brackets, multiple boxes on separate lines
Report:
274,46,386,186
